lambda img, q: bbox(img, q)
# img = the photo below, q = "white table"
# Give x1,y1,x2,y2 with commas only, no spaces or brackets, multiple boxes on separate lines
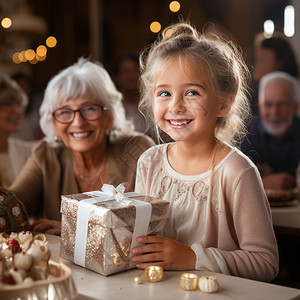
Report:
271,202,300,230
46,235,300,300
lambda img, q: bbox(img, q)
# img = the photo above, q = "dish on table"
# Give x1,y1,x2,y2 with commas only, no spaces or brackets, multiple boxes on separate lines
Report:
265,188,298,207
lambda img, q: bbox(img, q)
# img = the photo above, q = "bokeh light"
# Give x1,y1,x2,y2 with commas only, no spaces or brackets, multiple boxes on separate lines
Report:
165,29,173,37
263,20,274,38
150,21,161,33
12,53,21,64
284,5,295,37
46,36,57,48
1,17,12,29
19,51,27,62
29,57,38,64
169,1,180,13
36,54,47,62
25,49,35,61
36,45,47,56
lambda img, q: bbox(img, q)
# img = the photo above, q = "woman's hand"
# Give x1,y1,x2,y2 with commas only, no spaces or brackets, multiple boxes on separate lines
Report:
131,236,196,270
30,219,61,236
121,182,133,192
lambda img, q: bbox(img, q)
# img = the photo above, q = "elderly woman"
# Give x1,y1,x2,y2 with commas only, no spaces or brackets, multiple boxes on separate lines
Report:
10,58,155,235
0,74,33,188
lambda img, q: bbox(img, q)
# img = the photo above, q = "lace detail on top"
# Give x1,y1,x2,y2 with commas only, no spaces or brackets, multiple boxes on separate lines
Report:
157,173,209,203
151,144,227,213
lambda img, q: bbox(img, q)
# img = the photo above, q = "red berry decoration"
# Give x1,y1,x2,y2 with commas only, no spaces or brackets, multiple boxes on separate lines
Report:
6,239,20,254
2,274,16,285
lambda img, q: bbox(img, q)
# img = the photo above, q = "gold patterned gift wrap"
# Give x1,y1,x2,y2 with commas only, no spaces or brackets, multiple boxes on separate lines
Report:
59,184,169,276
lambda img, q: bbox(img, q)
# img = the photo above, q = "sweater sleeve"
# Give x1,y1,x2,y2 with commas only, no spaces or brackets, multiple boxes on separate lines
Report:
215,165,279,282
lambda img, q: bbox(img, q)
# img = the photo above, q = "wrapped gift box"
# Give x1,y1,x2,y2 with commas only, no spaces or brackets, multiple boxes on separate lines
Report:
60,185,169,276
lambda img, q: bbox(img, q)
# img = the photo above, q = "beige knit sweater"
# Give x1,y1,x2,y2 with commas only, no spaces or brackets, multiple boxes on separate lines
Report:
11,133,154,220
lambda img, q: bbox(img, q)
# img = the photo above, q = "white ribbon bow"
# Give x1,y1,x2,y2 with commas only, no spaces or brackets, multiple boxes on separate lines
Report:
101,183,130,203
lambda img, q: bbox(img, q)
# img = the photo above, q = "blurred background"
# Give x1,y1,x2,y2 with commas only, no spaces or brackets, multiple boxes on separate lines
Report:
0,0,299,95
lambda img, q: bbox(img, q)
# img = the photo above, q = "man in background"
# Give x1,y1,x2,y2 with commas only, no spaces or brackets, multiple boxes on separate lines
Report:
241,71,300,190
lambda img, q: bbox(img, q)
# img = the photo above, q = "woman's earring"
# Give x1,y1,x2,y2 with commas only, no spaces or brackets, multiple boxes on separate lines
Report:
106,129,111,136
54,135,61,142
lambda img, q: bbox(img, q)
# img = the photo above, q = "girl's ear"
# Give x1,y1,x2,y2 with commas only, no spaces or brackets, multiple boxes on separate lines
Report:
217,96,234,117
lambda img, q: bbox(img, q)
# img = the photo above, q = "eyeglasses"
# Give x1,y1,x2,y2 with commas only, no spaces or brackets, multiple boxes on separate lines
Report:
52,104,108,124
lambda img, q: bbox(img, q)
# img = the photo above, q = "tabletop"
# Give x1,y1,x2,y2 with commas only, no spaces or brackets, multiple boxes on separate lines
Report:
271,202,300,230
46,234,300,300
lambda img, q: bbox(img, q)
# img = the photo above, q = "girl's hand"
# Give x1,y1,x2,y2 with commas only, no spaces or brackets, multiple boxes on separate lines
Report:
131,236,196,270
30,219,61,236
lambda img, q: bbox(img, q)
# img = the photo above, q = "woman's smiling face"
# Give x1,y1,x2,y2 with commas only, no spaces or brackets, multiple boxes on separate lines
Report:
53,98,112,153
153,56,225,143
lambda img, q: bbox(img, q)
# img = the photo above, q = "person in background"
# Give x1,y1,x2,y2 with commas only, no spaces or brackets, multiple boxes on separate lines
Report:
131,22,278,282
11,72,44,141
241,71,300,190
9,58,155,235
0,74,33,188
250,35,299,114
113,53,147,133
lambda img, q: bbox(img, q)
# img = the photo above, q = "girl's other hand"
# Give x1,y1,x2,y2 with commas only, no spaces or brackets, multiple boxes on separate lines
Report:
30,218,61,236
131,236,196,270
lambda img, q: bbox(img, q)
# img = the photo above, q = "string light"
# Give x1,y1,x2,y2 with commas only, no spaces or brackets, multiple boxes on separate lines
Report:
150,21,161,33
11,35,57,64
284,5,295,37
1,17,12,28
263,20,274,38
36,45,47,56
169,1,180,13
46,36,57,48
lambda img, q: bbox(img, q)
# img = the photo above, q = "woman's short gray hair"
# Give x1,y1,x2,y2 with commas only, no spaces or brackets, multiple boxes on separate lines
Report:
40,57,134,147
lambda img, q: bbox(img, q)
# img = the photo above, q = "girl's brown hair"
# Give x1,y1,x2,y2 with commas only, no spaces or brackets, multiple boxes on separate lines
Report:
139,21,251,146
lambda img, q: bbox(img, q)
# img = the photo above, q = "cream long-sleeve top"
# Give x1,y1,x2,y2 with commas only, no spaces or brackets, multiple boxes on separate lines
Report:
135,143,279,282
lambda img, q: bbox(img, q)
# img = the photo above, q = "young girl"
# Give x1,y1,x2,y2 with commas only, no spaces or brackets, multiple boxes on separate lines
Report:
131,22,279,282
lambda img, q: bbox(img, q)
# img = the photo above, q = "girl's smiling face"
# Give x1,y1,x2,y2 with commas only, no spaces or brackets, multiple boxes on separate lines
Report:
53,98,112,154
153,56,227,143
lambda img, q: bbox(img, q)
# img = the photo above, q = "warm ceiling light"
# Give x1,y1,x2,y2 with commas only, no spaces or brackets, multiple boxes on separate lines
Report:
284,5,295,37
46,36,57,48
37,54,46,61
12,53,21,64
263,20,274,38
165,29,173,37
169,1,180,13
29,57,38,64
150,21,161,33
36,45,47,56
19,51,27,62
1,17,12,28
25,49,35,61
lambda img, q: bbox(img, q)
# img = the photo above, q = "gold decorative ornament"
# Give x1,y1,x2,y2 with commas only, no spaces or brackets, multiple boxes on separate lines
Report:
134,276,142,284
134,266,164,284
144,266,163,282
180,273,198,291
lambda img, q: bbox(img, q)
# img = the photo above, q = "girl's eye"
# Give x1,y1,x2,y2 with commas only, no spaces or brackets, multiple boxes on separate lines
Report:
158,91,171,97
186,90,199,96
